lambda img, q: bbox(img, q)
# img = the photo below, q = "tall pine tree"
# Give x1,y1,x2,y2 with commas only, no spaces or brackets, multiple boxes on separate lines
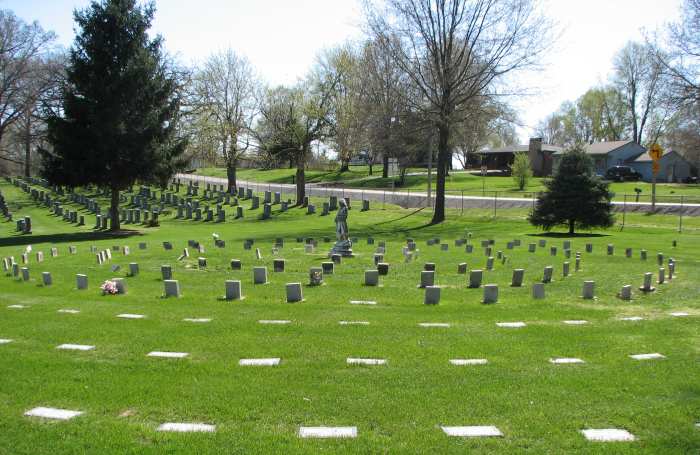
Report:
40,0,186,231
529,145,614,235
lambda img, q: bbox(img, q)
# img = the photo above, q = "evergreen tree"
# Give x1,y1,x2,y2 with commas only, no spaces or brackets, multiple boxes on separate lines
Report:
529,145,614,234
40,0,186,231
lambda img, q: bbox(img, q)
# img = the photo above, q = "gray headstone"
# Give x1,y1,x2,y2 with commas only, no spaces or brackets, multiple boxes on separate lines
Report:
469,270,483,288
424,286,440,305
511,269,524,287
582,280,595,299
483,284,498,304
286,282,303,302
253,267,267,284
161,265,172,280
619,284,632,300
225,280,242,300
419,270,435,288
164,279,180,297
532,282,545,299
365,269,379,286
42,271,52,286
76,274,88,290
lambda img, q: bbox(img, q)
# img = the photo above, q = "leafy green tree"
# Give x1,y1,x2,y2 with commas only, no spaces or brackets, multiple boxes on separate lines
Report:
529,146,614,234
511,152,532,190
40,0,186,231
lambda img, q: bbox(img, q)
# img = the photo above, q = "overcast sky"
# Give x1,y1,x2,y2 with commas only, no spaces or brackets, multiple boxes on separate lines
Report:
2,0,684,142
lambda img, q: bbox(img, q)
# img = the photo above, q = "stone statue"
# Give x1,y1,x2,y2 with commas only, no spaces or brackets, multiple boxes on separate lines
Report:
330,198,353,257
335,199,349,241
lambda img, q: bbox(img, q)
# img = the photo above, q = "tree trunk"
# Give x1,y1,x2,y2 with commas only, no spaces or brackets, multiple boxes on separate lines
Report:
339,158,349,172
431,125,450,224
568,219,575,235
24,120,31,177
226,162,237,192
110,187,121,232
295,157,305,205
368,163,373,176
382,154,389,178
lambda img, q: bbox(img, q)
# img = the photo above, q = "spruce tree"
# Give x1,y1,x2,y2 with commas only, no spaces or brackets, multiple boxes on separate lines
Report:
529,145,614,234
40,0,186,231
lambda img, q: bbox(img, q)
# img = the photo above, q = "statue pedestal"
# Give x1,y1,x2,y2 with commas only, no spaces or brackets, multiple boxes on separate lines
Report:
330,240,353,257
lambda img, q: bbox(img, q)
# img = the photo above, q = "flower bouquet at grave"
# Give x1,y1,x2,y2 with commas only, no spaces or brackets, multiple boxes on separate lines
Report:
100,280,118,295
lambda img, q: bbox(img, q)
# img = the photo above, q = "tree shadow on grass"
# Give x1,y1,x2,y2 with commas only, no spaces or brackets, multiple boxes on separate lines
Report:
0,230,143,247
525,232,610,238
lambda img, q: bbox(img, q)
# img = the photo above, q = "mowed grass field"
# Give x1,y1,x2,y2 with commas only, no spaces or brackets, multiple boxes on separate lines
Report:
193,166,700,200
0,179,699,454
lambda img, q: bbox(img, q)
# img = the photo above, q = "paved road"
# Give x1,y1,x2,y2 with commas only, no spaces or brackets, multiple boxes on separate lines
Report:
176,173,700,216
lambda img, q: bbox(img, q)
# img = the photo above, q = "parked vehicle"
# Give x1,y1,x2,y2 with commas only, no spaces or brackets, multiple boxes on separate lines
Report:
605,166,642,182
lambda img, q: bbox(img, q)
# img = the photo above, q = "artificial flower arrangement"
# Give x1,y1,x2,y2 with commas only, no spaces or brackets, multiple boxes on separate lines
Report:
100,280,118,295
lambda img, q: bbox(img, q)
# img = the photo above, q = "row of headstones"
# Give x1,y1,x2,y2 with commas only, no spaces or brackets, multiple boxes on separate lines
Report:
0,188,10,220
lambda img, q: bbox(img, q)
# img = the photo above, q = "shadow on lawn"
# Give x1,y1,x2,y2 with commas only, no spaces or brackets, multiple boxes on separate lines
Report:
526,232,610,238
0,229,143,247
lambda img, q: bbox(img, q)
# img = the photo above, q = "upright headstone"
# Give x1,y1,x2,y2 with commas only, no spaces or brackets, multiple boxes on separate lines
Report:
511,269,524,287
424,286,440,305
225,280,242,300
253,267,268,284
582,280,595,299
483,284,498,304
164,280,180,297
76,274,88,290
532,283,545,299
469,270,483,288
286,283,303,302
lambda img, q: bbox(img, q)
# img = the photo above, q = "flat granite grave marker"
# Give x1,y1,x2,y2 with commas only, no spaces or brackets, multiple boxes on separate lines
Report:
441,426,503,438
580,429,635,442
157,423,215,433
24,407,83,421
298,426,357,439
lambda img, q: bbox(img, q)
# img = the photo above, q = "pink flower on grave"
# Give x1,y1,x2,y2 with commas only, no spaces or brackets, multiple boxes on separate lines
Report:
100,280,118,295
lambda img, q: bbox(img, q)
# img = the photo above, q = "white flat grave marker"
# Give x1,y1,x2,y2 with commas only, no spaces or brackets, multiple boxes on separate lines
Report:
0,339,13,344
58,309,80,314
339,321,370,325
56,344,95,351
347,358,386,366
298,426,357,439
563,320,589,325
7,305,26,309
670,312,689,317
24,407,83,421
620,316,644,321
629,353,665,360
183,318,211,323
147,351,188,359
581,428,635,442
496,322,526,328
450,359,488,366
117,313,145,319
550,357,585,364
258,320,291,325
419,323,450,328
441,426,503,437
239,358,280,366
157,422,216,433
349,300,377,305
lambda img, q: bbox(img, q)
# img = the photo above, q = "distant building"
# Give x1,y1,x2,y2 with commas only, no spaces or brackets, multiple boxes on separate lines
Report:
627,149,692,183
552,140,646,176
477,138,563,177
479,138,692,182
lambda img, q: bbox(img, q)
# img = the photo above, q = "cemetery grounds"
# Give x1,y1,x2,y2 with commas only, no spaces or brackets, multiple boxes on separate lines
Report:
0,179,699,454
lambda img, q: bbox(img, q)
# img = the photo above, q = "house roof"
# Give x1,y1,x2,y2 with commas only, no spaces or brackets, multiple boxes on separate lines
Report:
630,149,680,162
478,144,564,154
583,140,635,155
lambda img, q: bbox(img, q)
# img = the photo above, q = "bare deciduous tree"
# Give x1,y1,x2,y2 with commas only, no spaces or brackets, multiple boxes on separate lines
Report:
366,0,550,223
0,10,56,169
613,41,670,145
192,49,259,191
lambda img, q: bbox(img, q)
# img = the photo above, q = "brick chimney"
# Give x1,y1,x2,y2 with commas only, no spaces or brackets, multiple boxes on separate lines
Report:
528,138,544,176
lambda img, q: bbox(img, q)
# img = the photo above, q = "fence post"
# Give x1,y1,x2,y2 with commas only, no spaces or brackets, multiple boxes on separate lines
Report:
621,194,626,230
679,195,684,233
461,190,464,215
382,190,385,210
493,191,497,218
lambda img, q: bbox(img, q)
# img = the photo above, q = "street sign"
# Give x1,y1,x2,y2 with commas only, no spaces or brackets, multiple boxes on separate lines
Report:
648,143,664,161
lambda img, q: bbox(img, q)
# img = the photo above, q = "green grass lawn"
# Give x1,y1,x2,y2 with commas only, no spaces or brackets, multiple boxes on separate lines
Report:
194,166,700,201
1,179,699,454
